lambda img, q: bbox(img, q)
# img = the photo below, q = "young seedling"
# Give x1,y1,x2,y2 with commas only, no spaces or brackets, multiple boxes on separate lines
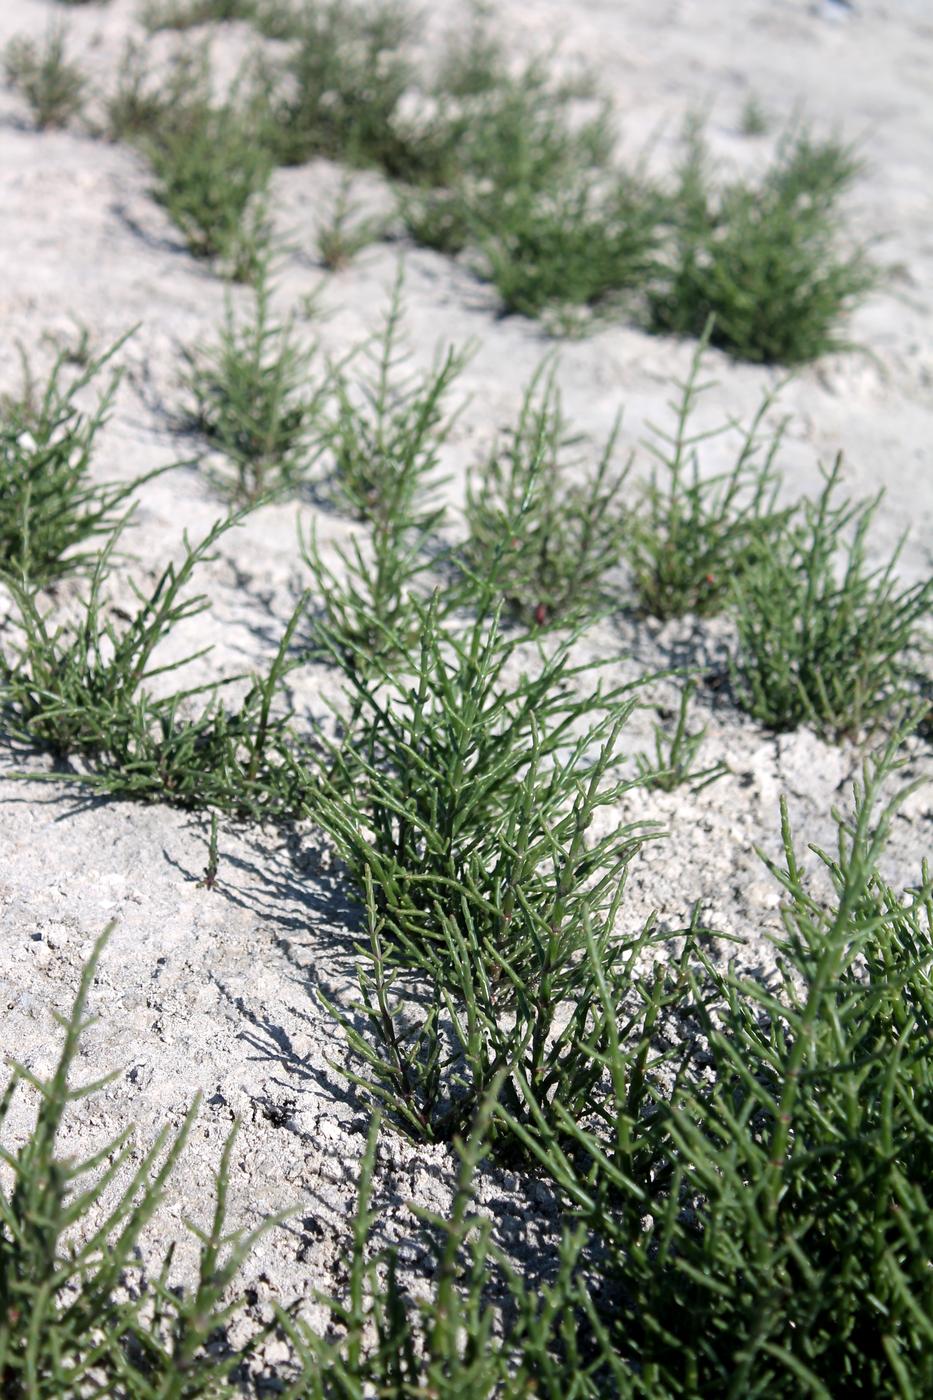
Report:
3,27,86,131
302,463,448,671
739,92,769,136
199,811,220,889
627,335,788,618
303,275,460,664
315,174,384,271
324,269,469,525
634,679,729,792
0,333,170,587
463,362,628,627
730,457,933,738
181,270,332,503
650,122,876,364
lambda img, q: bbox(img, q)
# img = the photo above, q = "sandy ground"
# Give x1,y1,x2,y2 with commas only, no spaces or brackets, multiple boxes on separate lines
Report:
0,0,931,1364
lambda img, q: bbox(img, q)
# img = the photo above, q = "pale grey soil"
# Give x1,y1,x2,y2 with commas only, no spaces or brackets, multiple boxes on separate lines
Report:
0,0,930,1371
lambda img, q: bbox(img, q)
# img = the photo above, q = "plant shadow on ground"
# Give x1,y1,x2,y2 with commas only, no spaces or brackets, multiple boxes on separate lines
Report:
111,202,208,261
610,609,740,717
161,819,361,939
227,983,578,1336
0,732,185,824
0,765,127,824
211,969,366,1134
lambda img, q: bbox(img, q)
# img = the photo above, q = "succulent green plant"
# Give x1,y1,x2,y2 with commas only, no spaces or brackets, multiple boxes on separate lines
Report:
508,729,933,1397
0,956,601,1398
266,0,419,172
146,86,273,277
140,0,258,29
730,458,933,738
462,361,628,627
3,27,86,131
324,269,468,525
627,335,789,619
0,334,169,587
399,41,650,330
739,92,769,136
182,269,333,503
634,679,729,792
650,123,876,364
0,512,306,817
305,591,660,1142
102,40,211,144
480,176,662,328
315,175,386,271
0,926,273,1397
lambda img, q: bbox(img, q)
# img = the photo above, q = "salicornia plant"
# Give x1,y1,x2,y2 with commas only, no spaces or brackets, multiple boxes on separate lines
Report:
650,122,876,364
146,84,273,278
399,40,661,331
462,362,628,627
278,1097,599,1398
102,40,211,145
508,731,933,1396
1,514,239,760
305,593,661,1142
627,336,788,618
739,92,769,137
0,925,273,1397
634,678,728,792
0,335,168,587
315,174,385,270
324,269,468,525
3,27,86,130
182,269,332,503
267,0,419,172
481,175,662,330
0,513,306,816
304,271,464,665
302,461,447,669
729,457,933,738
2,933,612,1396
140,0,258,29
402,42,615,236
